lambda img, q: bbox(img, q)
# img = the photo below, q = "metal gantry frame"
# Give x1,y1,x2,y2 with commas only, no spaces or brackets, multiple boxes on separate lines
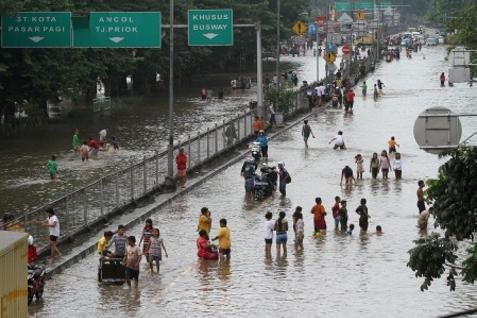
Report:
164,0,263,177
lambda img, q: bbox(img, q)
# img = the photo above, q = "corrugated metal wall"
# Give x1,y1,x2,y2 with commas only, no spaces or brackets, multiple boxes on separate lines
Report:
0,231,28,318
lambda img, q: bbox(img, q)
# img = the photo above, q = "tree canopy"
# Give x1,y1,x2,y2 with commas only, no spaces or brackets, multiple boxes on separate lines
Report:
408,147,477,291
0,0,307,122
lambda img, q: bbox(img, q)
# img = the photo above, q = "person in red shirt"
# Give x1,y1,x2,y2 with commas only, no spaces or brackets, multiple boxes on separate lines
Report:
440,72,446,87
27,236,37,264
345,89,355,113
331,196,341,230
196,230,218,260
88,137,99,156
176,148,188,183
311,197,327,232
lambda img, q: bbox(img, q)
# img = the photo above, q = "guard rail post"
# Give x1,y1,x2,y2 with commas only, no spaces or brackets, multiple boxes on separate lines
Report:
187,135,191,168
222,120,226,149
155,151,159,186
100,178,104,216
143,158,147,194
214,123,218,153
130,168,134,201
206,128,210,159
237,115,241,140
65,196,70,226
83,189,88,226
115,176,120,206
197,132,201,163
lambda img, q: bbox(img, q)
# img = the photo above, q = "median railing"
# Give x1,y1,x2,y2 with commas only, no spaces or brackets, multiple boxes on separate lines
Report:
19,110,258,252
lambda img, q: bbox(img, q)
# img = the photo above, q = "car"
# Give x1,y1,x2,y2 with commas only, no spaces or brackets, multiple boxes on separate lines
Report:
426,37,439,46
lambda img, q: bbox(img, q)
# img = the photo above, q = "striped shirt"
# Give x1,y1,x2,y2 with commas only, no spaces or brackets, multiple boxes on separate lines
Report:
149,237,163,257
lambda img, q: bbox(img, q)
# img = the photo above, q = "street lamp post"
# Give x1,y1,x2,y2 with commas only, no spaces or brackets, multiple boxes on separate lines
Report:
275,0,280,93
316,24,320,82
167,0,175,179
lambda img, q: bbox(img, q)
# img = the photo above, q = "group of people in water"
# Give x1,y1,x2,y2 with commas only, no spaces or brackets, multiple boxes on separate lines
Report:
339,135,403,186
72,128,119,162
46,128,120,180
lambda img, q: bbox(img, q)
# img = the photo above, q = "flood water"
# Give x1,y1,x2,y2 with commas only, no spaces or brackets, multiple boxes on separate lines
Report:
0,72,257,215
28,45,477,317
0,53,335,217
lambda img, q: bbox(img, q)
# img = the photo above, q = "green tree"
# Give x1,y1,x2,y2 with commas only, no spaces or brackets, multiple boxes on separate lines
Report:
447,5,477,48
407,147,477,291
0,0,308,126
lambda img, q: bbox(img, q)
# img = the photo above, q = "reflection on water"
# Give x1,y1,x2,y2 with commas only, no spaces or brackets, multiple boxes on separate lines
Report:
29,46,477,317
1,89,255,216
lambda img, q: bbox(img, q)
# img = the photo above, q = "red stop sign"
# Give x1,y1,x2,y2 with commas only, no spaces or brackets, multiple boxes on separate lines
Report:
342,45,351,55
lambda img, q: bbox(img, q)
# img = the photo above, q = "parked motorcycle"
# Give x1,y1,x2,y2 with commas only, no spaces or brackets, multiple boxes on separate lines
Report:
254,165,277,200
28,264,46,304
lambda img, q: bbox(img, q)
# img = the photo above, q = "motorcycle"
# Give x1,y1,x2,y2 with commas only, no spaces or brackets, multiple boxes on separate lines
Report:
253,165,278,200
28,264,46,304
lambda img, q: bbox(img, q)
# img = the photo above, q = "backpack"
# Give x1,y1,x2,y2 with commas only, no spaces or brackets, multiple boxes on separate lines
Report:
243,164,255,179
285,173,291,184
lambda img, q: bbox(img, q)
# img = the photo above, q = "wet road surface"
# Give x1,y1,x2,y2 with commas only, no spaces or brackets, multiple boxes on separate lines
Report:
28,46,477,317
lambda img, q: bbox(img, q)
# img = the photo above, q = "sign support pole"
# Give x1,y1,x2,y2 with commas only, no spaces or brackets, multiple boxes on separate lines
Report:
256,22,264,114
275,0,281,98
316,28,320,82
167,0,175,178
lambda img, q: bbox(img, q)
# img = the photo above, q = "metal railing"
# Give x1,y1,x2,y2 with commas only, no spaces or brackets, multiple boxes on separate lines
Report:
19,110,258,251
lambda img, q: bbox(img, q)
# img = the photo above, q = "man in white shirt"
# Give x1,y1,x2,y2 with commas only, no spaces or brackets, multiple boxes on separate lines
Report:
264,211,275,257
45,207,62,260
99,129,107,148
328,131,346,150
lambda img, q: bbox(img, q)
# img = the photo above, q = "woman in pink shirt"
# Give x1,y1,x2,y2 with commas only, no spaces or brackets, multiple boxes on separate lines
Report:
379,150,392,179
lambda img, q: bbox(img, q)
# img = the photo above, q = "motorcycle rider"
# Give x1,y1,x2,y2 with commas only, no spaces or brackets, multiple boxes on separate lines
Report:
241,158,256,194
255,130,269,159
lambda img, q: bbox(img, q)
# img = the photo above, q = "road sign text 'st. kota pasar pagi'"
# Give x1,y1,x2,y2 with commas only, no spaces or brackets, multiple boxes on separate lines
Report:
1,12,72,48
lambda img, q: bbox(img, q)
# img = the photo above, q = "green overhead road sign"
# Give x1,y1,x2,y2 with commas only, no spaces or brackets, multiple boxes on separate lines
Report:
73,12,161,48
188,9,233,46
1,12,71,48
335,1,374,11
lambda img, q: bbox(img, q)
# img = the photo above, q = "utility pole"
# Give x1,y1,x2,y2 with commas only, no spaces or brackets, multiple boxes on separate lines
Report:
167,0,174,178
316,22,320,82
256,21,264,117
275,0,281,97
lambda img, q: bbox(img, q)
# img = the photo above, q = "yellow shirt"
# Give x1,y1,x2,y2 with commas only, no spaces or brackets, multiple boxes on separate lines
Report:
388,139,397,148
216,227,231,249
97,237,110,254
197,215,210,233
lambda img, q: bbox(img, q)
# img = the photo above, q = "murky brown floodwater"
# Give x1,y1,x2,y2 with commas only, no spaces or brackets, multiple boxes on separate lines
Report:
28,44,477,317
0,73,259,215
